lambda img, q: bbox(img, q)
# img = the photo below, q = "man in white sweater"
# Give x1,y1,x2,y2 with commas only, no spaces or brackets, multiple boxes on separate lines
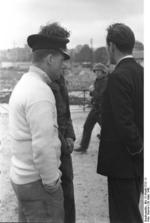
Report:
9,22,70,223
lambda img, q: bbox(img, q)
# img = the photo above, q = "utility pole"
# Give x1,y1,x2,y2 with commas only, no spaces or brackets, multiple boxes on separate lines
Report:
90,38,94,69
13,41,17,66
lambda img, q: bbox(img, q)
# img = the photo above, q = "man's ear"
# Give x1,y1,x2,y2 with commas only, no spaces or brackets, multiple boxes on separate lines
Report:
46,54,53,65
109,42,115,53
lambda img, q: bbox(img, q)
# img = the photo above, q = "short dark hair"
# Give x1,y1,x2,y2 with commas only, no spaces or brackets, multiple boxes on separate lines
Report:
106,23,135,54
32,49,59,63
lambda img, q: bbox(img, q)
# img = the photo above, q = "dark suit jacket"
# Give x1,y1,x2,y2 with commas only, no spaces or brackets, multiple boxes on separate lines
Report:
97,58,143,178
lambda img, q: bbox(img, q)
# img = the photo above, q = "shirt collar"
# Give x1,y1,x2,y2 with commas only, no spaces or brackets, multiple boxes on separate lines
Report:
29,65,52,85
117,55,133,66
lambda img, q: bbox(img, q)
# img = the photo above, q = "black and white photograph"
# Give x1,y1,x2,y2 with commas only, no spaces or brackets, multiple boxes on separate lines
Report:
0,0,145,222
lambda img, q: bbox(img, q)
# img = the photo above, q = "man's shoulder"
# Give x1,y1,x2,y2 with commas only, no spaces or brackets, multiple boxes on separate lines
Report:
110,61,133,78
26,72,52,93
108,67,130,86
12,72,55,106
108,61,143,88
116,58,143,73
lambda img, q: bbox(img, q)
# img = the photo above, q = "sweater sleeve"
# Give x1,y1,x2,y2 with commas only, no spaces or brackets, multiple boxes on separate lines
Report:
26,100,61,185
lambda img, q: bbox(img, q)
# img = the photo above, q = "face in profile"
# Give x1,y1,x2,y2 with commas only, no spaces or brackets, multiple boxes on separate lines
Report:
94,70,105,78
50,53,65,81
61,61,69,77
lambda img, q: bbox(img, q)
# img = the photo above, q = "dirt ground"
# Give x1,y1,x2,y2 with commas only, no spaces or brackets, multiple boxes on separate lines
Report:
0,105,143,223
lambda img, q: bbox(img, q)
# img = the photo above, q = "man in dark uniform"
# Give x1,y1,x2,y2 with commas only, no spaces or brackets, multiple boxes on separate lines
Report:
50,74,76,223
74,63,108,153
97,23,143,223
39,23,76,223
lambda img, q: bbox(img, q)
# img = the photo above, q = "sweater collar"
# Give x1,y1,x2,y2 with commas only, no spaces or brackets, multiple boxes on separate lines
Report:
29,65,52,85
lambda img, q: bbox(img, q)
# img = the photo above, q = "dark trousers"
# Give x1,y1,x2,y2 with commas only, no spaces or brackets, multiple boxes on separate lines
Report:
60,154,75,223
11,179,64,223
80,108,100,150
108,177,143,223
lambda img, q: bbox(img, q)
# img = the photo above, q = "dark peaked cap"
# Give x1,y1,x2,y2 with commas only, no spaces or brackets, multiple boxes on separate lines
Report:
27,34,70,60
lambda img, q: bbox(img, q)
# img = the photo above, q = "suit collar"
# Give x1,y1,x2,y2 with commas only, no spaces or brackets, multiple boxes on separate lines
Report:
117,55,133,64
116,57,135,68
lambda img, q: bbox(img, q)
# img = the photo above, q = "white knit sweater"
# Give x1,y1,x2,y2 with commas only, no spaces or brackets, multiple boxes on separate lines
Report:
9,66,61,185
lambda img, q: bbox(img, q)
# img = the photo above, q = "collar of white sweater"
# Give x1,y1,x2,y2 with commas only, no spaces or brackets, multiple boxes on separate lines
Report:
29,65,52,85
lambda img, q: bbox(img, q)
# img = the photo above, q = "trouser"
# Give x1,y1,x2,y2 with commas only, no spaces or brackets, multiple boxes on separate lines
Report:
80,108,101,150
60,154,75,223
11,179,64,223
108,177,143,223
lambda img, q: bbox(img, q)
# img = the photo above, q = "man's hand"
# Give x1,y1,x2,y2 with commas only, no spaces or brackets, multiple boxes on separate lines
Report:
44,178,61,193
66,137,74,154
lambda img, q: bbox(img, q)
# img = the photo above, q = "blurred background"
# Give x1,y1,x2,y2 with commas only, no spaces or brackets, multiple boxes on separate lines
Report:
0,0,143,105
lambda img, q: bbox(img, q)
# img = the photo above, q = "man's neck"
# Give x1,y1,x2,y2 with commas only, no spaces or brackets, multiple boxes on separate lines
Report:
31,63,52,84
116,53,133,65
33,63,47,73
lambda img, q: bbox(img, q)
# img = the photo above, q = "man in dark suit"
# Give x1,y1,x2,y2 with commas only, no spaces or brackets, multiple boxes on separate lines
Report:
97,23,143,223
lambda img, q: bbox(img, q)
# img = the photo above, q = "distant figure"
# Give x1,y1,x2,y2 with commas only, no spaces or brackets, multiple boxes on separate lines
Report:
97,23,143,223
50,73,76,223
9,22,71,223
74,63,108,153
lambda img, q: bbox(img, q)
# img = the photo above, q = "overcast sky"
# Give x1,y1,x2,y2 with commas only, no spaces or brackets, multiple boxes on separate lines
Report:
0,0,143,50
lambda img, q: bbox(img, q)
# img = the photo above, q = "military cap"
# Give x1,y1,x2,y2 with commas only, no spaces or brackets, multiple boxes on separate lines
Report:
27,34,70,60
